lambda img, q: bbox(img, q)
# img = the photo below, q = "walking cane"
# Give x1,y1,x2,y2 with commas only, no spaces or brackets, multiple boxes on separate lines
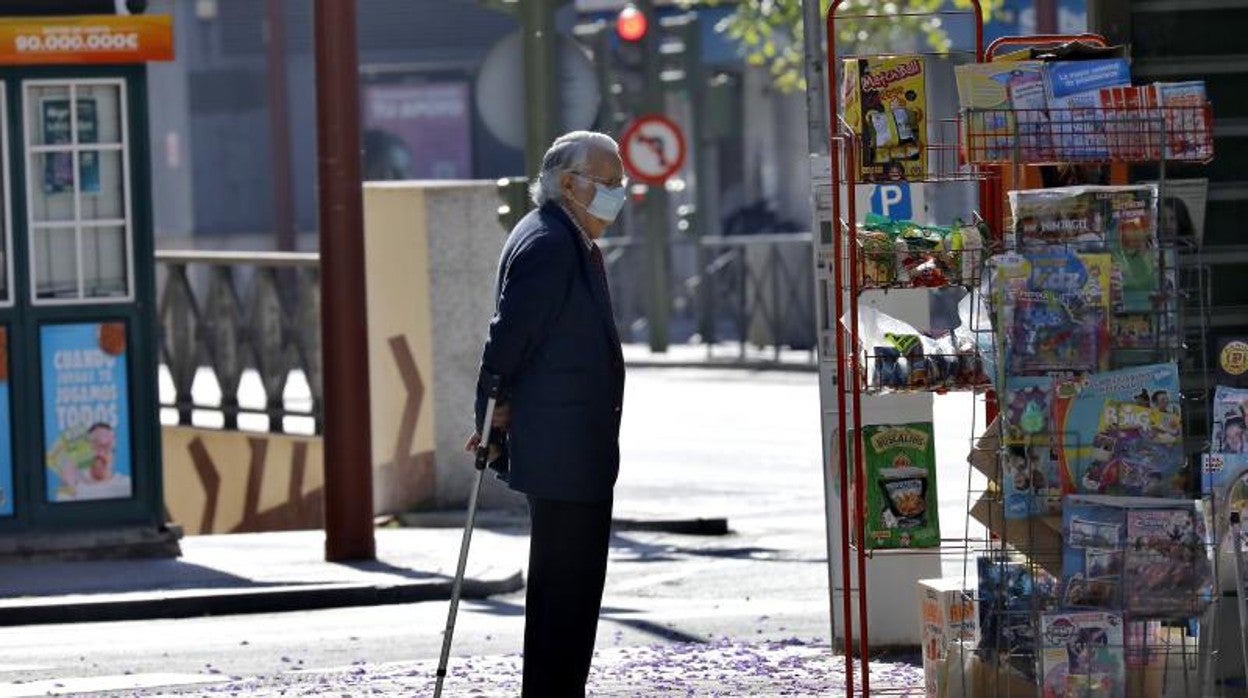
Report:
434,375,501,698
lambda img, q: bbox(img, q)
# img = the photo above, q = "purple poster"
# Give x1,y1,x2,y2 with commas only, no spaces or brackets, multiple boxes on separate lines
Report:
363,82,473,181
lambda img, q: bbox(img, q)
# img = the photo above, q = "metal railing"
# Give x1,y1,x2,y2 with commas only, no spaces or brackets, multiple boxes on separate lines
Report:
156,250,322,434
154,233,817,434
599,232,817,362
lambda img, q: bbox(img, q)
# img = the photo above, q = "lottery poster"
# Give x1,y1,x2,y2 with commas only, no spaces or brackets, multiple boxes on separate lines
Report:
41,322,132,502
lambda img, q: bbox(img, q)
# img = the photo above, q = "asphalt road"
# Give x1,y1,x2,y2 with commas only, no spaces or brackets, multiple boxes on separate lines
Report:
0,367,970,696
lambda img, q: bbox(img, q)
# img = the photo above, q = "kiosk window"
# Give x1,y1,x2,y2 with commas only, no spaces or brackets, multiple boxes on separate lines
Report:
25,81,130,304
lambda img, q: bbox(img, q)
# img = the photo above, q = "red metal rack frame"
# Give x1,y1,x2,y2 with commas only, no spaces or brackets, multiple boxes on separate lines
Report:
824,2,985,696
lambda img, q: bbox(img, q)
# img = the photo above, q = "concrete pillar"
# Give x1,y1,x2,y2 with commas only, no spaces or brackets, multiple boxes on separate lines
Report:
362,181,519,513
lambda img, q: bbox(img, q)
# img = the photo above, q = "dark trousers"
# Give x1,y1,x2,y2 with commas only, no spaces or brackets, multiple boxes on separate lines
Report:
522,494,613,698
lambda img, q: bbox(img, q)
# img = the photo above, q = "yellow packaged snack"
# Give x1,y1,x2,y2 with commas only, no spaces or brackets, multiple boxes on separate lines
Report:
842,55,927,181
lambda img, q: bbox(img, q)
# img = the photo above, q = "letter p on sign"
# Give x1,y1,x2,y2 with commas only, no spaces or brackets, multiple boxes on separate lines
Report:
870,182,912,221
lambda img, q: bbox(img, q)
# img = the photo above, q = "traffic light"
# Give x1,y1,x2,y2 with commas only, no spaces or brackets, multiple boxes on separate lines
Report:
615,4,647,43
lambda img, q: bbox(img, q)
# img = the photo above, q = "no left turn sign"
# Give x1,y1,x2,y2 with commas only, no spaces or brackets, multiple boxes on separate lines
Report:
620,114,687,185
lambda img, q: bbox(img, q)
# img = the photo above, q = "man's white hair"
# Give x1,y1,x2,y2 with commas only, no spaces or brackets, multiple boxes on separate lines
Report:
530,131,620,206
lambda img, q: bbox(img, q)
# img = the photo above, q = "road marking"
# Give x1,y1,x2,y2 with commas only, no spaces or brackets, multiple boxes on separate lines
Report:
0,673,226,697
0,666,52,674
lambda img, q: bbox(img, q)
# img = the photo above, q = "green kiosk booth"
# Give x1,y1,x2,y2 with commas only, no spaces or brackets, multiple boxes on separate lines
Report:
0,4,175,559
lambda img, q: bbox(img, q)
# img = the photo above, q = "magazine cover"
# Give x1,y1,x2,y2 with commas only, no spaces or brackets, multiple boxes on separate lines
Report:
1062,496,1127,609
994,248,1112,376
1123,505,1213,617
977,556,1061,682
861,422,940,549
1052,363,1185,497
1202,387,1248,545
1156,81,1212,161
842,55,928,181
1098,186,1159,313
1010,187,1106,249
1010,186,1160,314
1043,59,1131,159
1039,610,1125,698
1002,376,1063,518
1063,495,1213,617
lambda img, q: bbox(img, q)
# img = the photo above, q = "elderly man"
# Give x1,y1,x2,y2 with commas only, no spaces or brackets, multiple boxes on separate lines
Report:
467,131,627,696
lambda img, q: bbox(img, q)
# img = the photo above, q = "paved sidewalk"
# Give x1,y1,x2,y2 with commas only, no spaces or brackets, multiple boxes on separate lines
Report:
0,527,526,627
170,639,924,697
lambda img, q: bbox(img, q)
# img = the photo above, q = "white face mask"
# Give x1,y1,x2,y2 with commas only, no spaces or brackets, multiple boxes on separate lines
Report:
569,173,627,224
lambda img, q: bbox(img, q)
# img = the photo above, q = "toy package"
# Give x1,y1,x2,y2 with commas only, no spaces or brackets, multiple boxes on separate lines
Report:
1062,495,1213,618
861,422,940,549
842,55,927,181
977,555,1061,682
1001,376,1063,519
1039,610,1125,698
1156,81,1213,161
1052,363,1186,498
955,61,1049,161
992,248,1112,376
1043,59,1132,159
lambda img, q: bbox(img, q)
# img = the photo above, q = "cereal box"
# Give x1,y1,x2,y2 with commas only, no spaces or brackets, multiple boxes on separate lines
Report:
1039,610,1125,698
917,578,978,697
842,55,927,181
860,422,940,548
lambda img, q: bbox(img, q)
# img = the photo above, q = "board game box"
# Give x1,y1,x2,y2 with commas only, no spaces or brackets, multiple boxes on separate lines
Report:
1051,363,1185,498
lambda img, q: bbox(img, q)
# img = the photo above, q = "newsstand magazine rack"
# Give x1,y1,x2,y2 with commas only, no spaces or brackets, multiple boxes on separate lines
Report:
814,1,1221,695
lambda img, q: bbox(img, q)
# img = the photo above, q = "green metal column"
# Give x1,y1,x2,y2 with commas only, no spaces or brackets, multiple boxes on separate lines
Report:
637,0,670,352
522,0,560,178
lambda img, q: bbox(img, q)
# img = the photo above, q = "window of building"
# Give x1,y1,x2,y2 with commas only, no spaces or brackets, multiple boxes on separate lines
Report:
25,80,131,304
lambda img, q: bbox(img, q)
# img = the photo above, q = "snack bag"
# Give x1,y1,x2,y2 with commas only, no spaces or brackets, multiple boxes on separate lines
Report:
861,422,940,548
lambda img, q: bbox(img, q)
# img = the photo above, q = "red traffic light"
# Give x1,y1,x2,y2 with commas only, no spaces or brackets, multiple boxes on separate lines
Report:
615,4,647,42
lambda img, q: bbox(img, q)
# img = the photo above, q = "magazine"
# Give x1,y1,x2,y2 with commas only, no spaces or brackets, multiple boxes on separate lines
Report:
1044,59,1131,160
1156,81,1212,161
1063,495,1213,618
1052,363,1186,498
977,556,1061,682
1009,186,1160,314
993,248,1112,376
1123,505,1213,617
1039,610,1125,698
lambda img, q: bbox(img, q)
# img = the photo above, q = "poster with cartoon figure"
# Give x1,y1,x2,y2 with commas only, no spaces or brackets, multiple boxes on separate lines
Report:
41,322,132,502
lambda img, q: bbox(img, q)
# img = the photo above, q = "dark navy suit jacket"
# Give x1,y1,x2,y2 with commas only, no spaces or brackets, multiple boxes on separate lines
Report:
474,202,625,503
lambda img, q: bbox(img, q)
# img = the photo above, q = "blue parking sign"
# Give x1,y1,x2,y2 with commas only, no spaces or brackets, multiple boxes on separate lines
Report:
869,182,912,221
